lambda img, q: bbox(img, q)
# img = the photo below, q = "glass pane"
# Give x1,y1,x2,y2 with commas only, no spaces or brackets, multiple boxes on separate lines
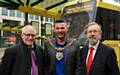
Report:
29,14,34,19
9,10,15,16
62,1,97,38
16,11,22,18
2,7,7,16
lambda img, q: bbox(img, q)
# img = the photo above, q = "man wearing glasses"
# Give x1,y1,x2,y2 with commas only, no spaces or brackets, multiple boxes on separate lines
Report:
0,25,45,75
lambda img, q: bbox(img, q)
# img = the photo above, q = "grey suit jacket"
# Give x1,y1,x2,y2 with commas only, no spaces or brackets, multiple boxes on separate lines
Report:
44,38,80,75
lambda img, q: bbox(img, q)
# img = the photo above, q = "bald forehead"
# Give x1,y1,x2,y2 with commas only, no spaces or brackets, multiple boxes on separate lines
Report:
22,25,37,34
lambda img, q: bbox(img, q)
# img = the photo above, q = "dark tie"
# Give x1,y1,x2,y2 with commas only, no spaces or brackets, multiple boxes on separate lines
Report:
28,47,38,75
86,47,94,75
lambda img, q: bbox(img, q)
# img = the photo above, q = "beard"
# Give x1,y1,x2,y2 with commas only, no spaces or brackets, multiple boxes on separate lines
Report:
89,37,98,46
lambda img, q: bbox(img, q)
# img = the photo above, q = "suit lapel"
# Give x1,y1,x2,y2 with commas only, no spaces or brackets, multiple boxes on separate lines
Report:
51,39,56,63
34,45,41,65
89,43,103,74
82,45,89,74
64,40,71,62
83,45,89,64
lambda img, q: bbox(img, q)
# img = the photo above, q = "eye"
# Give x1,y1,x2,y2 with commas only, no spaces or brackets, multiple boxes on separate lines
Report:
93,30,98,33
61,27,65,29
56,27,60,30
23,33,36,37
88,30,92,33
88,30,98,33
56,27,65,30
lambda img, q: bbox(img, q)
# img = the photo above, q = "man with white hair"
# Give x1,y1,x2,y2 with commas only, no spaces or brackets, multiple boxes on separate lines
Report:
0,25,45,75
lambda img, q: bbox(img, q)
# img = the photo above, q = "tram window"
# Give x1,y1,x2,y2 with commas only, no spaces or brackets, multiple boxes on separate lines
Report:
95,8,120,40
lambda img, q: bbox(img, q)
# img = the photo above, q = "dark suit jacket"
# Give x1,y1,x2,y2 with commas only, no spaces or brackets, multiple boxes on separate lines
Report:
0,41,45,75
44,38,80,75
76,42,120,75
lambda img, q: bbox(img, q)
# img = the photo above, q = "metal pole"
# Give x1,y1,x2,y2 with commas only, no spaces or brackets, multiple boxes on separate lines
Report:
41,16,44,48
24,12,28,25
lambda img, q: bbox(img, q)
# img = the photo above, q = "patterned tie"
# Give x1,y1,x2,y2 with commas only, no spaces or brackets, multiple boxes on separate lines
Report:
29,47,38,75
86,47,94,75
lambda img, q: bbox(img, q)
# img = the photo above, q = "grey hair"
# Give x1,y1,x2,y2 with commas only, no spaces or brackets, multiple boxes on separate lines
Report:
21,25,37,34
84,22,102,34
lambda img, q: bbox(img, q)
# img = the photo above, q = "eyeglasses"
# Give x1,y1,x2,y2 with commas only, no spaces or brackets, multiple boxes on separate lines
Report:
23,33,36,37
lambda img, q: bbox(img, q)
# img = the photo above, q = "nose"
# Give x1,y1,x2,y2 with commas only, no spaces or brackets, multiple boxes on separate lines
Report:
29,35,34,39
89,31,96,36
91,31,95,35
56,28,62,32
58,29,62,32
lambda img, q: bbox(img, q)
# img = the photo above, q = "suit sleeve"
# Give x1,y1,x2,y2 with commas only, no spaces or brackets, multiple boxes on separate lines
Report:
44,41,50,75
106,48,120,75
0,48,16,75
75,47,83,75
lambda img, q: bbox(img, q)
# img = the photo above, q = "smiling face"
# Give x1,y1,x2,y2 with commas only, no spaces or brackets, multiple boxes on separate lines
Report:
85,23,102,46
21,25,37,46
54,22,68,41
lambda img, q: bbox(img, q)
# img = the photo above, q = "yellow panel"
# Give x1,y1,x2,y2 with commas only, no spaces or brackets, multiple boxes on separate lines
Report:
103,40,120,69
0,24,2,30
0,24,21,32
19,5,61,19
33,6,61,18
2,26,11,31
19,5,32,12
97,1,120,11
64,0,93,7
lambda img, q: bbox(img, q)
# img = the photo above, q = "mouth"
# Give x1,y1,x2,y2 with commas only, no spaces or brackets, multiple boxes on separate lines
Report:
57,32,65,35
27,39,34,42
90,36,96,39
57,33,65,38
89,37,98,45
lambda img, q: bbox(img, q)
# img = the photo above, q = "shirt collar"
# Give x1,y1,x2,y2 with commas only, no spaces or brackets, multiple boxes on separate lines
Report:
89,40,100,50
28,45,34,49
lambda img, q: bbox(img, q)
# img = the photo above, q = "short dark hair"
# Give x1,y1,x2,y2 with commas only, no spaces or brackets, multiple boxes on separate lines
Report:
55,19,66,23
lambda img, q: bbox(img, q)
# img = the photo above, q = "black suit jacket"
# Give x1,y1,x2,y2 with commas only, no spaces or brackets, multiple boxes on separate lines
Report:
0,41,45,75
76,42,120,75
